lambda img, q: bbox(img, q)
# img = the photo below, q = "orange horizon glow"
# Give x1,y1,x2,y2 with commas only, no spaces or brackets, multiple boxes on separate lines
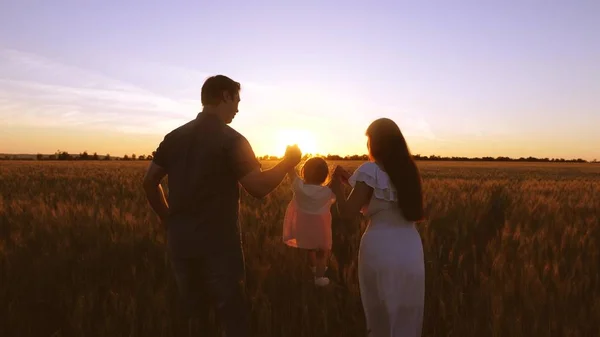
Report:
1,124,597,162
1,2,599,162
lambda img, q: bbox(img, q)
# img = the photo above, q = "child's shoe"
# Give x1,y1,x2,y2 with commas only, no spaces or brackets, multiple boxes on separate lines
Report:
314,277,330,287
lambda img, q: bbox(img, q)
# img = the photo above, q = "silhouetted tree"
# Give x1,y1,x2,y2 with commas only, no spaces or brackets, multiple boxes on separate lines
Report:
56,150,72,160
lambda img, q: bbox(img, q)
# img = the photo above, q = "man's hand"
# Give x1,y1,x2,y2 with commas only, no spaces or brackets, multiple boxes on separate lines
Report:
239,144,302,198
143,162,170,227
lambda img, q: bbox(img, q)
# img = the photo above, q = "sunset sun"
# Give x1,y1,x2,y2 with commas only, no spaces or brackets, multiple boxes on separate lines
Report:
275,129,318,157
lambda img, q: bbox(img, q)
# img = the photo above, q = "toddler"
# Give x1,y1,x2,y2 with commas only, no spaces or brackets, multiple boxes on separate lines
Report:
282,157,336,286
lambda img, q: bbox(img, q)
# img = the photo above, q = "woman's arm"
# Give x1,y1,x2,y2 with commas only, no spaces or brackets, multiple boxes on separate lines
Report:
331,178,373,220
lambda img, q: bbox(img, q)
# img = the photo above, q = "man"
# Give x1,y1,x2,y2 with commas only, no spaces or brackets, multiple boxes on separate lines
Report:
142,75,301,337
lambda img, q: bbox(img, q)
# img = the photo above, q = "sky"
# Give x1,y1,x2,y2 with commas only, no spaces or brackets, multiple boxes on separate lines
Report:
0,0,599,160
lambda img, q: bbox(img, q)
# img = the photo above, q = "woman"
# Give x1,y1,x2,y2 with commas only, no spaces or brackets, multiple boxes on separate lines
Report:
331,118,425,337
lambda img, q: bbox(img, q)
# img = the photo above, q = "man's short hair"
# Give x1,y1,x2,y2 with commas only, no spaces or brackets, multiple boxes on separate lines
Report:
201,75,241,106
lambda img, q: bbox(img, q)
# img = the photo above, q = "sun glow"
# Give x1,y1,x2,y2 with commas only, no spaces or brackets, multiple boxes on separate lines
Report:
275,129,319,157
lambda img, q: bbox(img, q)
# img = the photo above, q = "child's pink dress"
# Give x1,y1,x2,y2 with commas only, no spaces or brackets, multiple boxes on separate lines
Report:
283,176,336,250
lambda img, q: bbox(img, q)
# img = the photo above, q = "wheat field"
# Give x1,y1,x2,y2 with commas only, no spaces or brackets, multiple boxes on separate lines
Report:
1,160,599,337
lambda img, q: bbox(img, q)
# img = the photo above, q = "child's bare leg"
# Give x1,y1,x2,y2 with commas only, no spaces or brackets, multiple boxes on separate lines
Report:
308,250,317,274
315,249,330,278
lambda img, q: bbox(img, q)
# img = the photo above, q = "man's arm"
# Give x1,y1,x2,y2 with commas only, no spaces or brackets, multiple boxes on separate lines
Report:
230,140,301,198
142,161,170,225
239,158,297,198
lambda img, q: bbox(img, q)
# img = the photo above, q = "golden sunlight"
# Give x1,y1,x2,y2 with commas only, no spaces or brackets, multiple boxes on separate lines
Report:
275,129,318,156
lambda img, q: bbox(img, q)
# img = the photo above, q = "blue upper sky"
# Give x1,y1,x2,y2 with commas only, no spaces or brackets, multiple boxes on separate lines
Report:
1,0,598,159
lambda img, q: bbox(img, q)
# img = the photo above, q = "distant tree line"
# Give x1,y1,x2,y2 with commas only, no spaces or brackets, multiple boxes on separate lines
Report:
0,151,596,163
411,154,591,163
0,150,155,161
259,153,594,163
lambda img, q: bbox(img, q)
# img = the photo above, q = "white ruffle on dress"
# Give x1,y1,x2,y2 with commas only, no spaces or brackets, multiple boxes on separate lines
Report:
282,176,336,250
349,162,425,337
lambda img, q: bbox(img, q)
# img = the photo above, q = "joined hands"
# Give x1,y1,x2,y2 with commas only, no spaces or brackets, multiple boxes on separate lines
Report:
329,165,351,193
284,144,302,167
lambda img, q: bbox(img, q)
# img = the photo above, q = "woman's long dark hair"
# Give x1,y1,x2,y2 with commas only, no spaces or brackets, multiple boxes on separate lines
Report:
366,118,424,222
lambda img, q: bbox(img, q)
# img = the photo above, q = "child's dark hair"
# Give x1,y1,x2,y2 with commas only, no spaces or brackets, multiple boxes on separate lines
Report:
301,157,330,185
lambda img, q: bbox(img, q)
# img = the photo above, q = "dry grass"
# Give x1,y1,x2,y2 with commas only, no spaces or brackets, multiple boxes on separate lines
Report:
1,160,599,337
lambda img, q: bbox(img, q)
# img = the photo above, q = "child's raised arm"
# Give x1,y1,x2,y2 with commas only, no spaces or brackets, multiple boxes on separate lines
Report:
287,165,299,181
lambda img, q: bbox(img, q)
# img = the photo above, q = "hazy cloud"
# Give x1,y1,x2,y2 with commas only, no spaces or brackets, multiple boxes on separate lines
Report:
0,49,197,133
0,48,361,137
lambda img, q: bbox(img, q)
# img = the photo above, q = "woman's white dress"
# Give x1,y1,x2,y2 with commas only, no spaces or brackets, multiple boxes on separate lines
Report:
348,162,425,337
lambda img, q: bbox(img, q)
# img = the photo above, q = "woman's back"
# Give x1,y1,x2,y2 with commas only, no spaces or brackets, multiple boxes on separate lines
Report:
349,162,414,227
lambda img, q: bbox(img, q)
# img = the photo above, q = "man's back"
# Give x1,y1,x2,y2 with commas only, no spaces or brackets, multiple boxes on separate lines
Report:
142,75,302,337
152,112,260,257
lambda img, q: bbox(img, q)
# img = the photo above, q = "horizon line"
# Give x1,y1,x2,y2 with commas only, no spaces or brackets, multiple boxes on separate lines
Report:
1,151,596,163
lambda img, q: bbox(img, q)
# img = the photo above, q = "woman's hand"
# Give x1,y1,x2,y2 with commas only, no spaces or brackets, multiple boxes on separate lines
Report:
333,165,351,185
330,166,374,220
